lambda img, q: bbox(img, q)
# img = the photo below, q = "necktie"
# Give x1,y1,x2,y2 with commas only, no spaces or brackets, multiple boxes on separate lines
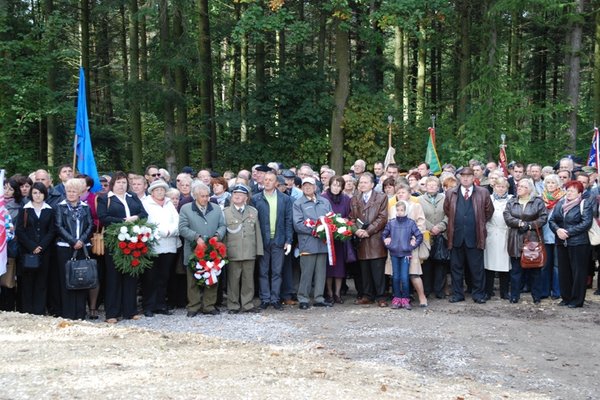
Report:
238,207,244,214
363,194,369,203
464,188,470,200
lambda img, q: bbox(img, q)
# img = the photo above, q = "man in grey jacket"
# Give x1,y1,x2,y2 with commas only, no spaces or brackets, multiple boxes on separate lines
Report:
293,177,333,309
179,182,226,317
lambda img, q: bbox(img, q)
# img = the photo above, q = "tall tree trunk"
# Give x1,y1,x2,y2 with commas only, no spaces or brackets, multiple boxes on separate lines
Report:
240,33,248,142
457,0,471,124
140,12,148,82
44,0,56,166
369,0,384,91
594,2,600,126
173,0,188,168
415,23,426,124
317,1,326,76
565,0,584,151
129,0,142,172
96,0,113,124
198,0,215,166
255,41,266,143
296,0,304,68
394,27,403,115
120,4,128,81
160,0,175,172
81,0,90,108
330,24,350,174
402,31,410,123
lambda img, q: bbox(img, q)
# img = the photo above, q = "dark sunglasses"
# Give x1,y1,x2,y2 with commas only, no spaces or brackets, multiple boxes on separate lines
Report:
151,173,161,177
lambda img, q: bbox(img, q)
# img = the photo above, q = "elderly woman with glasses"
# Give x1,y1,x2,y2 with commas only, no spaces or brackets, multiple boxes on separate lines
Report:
503,178,548,304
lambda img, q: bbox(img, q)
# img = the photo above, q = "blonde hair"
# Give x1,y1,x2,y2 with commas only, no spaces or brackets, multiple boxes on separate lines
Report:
64,178,86,194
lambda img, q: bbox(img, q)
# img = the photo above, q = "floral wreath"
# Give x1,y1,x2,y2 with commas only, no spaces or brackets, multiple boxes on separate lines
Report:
188,237,228,287
105,219,159,277
304,211,355,242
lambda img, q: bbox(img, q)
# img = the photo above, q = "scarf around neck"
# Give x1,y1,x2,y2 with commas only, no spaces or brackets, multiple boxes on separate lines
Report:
542,188,564,210
562,195,582,216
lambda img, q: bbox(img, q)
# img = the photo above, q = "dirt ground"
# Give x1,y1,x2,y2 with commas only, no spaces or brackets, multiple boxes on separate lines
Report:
1,288,599,400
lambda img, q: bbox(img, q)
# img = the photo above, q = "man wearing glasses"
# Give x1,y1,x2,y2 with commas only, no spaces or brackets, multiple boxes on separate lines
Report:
145,165,162,185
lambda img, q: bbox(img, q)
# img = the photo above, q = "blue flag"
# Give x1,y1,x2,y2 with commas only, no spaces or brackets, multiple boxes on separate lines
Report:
587,127,599,169
75,67,102,192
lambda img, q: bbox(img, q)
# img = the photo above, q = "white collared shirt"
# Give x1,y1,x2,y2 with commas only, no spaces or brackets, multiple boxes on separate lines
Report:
108,191,132,218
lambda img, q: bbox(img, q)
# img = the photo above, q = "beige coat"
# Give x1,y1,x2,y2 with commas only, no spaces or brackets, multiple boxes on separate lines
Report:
223,205,264,261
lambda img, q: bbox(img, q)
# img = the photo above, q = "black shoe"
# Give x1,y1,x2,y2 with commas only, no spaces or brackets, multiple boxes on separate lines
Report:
272,302,283,311
186,311,198,318
568,303,582,308
228,309,239,314
558,300,568,306
154,309,172,315
245,307,260,313
500,294,510,300
314,301,333,307
449,297,464,303
551,295,561,300
594,290,600,296
473,298,486,304
510,298,519,304
299,302,310,310
144,310,154,317
435,293,445,299
204,309,220,316
533,298,541,304
259,302,270,310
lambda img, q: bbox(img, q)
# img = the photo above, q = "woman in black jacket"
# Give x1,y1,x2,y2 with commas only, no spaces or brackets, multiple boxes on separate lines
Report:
55,178,94,320
503,178,548,304
97,171,148,323
549,180,593,308
16,182,56,315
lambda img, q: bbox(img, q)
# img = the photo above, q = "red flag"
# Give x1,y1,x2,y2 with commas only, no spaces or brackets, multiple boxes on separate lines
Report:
498,146,508,177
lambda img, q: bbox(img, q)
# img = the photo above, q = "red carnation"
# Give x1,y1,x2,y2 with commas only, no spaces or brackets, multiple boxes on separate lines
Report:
137,242,145,249
209,251,218,259
208,237,218,246
133,251,141,258
131,259,140,267
128,242,136,249
347,220,354,226
118,242,127,249
218,246,226,256
142,247,148,254
123,248,132,255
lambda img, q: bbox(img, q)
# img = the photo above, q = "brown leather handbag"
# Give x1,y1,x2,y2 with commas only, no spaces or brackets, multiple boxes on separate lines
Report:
520,225,546,269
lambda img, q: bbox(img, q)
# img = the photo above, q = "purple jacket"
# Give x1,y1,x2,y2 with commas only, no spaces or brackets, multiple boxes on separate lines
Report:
381,216,423,257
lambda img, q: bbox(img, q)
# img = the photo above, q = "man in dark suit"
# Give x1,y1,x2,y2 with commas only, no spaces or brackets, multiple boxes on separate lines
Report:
443,167,494,303
252,171,293,310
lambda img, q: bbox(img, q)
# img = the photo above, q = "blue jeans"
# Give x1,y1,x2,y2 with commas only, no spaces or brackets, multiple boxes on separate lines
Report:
540,244,560,298
391,256,410,298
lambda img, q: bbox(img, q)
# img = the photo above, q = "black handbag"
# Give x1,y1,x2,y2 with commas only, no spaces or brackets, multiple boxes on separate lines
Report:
23,253,41,269
65,246,98,290
430,235,450,261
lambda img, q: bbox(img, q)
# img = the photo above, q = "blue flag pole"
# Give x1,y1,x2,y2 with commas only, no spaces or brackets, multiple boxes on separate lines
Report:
74,67,102,192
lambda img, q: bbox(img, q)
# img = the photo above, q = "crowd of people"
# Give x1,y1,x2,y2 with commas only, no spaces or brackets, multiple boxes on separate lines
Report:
1,156,599,322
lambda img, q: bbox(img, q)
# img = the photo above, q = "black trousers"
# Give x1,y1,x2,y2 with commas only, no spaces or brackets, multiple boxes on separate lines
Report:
56,246,88,320
450,245,486,301
104,251,138,319
557,244,591,307
142,252,176,312
422,259,447,297
360,257,386,301
46,247,61,316
20,252,50,315
484,269,509,299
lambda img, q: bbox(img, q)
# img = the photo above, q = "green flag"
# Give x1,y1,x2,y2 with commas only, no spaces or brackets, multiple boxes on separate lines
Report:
425,127,441,175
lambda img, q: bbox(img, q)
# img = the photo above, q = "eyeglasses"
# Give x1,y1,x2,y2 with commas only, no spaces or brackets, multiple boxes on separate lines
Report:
151,173,161,177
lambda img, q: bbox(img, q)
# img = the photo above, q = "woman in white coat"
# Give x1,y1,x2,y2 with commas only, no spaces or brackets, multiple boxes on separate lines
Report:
141,180,180,316
484,176,511,300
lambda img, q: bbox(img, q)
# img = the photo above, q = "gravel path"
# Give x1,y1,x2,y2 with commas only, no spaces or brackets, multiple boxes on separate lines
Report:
1,290,599,399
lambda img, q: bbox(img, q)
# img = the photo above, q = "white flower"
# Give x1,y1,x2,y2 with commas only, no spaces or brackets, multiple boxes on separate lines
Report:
118,233,127,241
141,236,148,242
202,272,210,279
132,225,141,234
316,225,325,232
337,227,347,234
130,236,138,243
194,272,203,280
120,226,128,234
336,217,347,224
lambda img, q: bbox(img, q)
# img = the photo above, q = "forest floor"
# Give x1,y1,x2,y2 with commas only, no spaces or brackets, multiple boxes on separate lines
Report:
1,286,599,399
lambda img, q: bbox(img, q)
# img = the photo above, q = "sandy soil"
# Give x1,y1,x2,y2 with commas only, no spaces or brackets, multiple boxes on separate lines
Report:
1,290,598,399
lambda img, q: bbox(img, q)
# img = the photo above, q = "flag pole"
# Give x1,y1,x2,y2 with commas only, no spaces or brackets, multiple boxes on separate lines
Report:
387,115,393,148
72,134,78,175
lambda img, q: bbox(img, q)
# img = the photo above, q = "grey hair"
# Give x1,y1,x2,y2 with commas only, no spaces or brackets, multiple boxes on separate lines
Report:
191,181,210,199
543,174,561,189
